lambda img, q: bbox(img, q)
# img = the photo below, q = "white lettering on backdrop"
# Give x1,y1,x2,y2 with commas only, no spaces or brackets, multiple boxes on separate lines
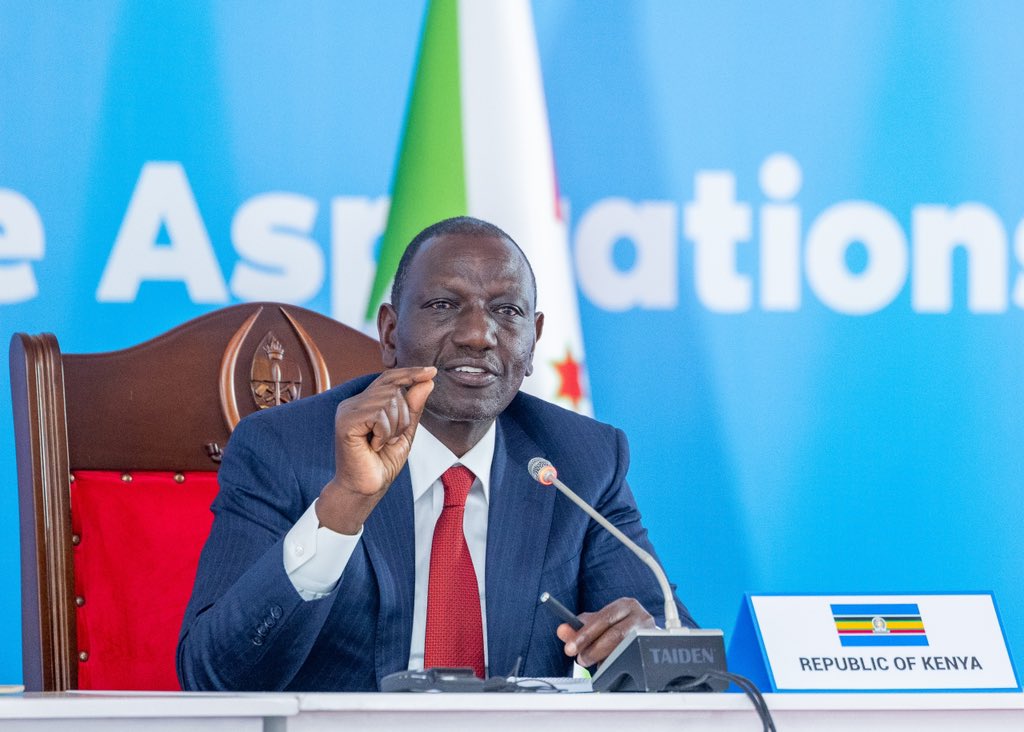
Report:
4,155,1024,318
96,162,229,303
0,189,44,304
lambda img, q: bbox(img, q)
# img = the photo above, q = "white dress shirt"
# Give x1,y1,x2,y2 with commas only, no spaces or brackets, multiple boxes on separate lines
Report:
283,422,496,671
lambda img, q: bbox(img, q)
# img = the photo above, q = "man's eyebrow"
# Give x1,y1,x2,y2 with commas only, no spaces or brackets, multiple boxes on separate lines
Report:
490,289,532,302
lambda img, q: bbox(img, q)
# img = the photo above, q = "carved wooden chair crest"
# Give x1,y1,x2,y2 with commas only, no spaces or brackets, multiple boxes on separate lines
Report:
10,303,382,691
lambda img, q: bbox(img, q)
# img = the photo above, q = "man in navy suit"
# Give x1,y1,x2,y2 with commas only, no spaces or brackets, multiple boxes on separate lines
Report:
177,216,694,691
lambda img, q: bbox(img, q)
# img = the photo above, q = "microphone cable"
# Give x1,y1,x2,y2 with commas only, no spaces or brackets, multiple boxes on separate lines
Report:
666,670,776,731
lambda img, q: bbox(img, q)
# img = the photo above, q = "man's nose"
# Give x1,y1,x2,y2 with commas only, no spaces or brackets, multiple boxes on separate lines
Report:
453,306,498,349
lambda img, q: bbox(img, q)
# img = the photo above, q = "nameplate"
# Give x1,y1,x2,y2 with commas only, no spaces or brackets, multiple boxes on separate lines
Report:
728,593,1020,692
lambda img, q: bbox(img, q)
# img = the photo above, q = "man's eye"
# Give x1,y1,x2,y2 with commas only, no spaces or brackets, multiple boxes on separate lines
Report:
496,305,523,317
426,300,455,310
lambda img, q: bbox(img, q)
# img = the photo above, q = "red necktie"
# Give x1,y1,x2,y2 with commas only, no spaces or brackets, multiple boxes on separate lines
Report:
423,465,485,679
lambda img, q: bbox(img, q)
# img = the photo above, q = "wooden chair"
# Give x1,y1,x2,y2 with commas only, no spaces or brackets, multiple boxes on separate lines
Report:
9,303,383,691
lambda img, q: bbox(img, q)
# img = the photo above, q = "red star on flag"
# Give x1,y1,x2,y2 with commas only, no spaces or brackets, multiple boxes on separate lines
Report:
552,348,585,409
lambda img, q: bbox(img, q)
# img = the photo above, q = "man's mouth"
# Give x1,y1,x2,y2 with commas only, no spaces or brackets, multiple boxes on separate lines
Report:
444,363,498,386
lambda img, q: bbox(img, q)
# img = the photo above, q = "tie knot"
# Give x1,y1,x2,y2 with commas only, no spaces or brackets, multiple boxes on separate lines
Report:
440,465,475,507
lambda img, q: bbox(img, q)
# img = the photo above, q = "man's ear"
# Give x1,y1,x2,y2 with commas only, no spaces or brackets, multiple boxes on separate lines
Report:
525,311,544,376
377,303,399,368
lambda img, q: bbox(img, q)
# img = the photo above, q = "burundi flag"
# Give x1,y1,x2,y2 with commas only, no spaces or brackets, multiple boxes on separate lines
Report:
831,603,929,647
367,0,591,414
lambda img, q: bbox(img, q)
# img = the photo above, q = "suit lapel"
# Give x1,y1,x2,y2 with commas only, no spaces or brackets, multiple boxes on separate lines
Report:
361,467,415,686
485,411,556,678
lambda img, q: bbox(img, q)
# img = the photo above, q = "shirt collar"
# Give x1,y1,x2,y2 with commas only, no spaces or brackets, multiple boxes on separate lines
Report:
407,421,496,503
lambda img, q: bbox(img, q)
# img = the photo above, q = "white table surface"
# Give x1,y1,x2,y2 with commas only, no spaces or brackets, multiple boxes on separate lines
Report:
290,691,1024,732
1,690,1021,732
0,692,297,732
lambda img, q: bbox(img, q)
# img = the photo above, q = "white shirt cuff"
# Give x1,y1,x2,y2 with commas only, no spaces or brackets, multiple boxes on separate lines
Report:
283,499,362,601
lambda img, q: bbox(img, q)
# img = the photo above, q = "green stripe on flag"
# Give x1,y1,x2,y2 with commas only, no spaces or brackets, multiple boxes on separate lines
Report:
365,0,467,319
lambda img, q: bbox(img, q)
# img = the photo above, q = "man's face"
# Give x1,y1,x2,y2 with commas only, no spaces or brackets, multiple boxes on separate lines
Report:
379,232,544,426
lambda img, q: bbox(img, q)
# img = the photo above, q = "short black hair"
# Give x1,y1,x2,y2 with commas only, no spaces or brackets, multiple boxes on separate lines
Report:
389,216,537,311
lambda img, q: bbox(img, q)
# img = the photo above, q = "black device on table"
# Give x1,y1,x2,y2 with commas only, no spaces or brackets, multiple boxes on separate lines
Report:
380,667,485,693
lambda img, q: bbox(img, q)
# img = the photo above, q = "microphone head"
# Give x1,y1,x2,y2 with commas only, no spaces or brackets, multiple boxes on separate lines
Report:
527,457,557,485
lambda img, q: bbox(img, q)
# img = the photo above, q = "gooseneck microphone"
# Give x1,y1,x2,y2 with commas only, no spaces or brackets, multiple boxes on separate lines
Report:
526,457,755,705
527,457,682,630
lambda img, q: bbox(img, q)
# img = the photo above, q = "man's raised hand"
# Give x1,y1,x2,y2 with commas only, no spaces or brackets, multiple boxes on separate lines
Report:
316,367,435,534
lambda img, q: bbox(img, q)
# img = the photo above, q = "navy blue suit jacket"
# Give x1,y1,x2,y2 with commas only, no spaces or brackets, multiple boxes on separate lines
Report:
177,374,694,691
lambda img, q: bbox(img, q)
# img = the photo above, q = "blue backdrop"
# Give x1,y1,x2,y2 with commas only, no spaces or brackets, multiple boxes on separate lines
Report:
2,1,1022,683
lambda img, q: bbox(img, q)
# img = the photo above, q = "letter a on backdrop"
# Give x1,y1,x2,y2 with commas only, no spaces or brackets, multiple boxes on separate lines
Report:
367,0,592,414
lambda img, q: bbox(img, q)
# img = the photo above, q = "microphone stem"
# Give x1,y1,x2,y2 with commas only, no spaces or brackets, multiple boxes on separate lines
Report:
550,477,683,630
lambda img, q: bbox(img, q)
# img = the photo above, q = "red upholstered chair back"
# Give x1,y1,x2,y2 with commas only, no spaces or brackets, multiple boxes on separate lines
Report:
10,303,383,691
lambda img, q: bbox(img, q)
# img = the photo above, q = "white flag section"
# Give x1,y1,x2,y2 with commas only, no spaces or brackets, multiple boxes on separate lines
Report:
457,1,591,414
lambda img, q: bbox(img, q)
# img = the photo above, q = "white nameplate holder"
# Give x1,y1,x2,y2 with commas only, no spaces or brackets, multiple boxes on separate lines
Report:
727,592,1020,692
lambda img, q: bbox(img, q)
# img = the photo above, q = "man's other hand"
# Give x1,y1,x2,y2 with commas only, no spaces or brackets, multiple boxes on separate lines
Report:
315,366,436,534
556,597,656,667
